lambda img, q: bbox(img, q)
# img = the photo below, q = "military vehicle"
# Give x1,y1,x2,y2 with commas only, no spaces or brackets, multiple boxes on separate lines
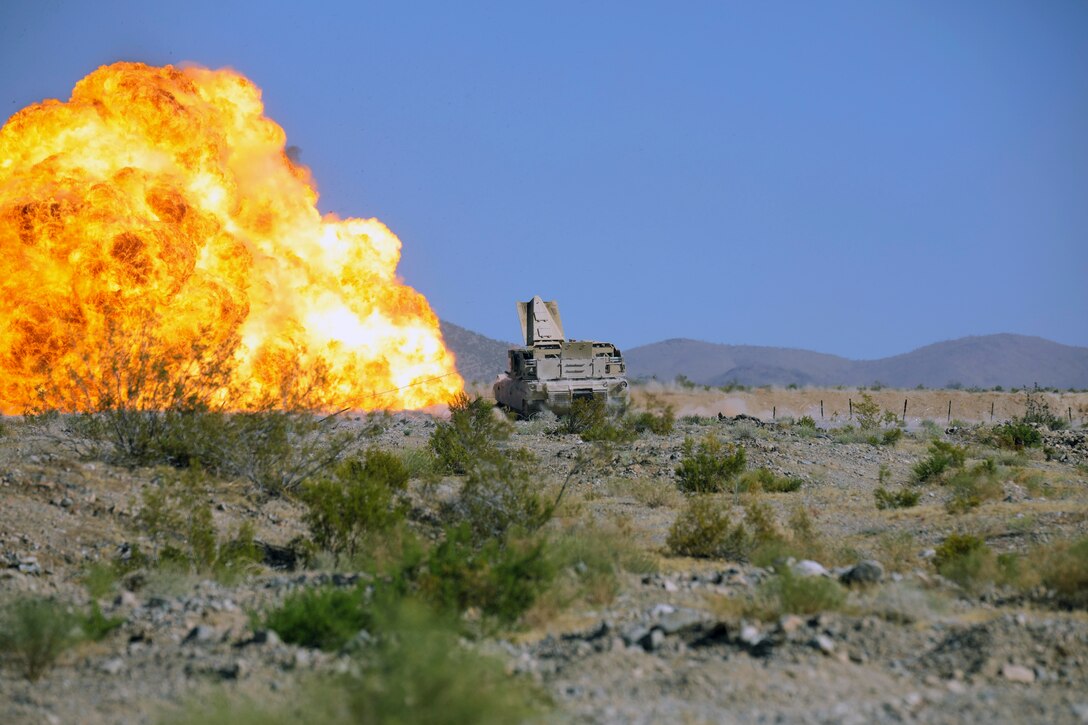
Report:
493,296,628,417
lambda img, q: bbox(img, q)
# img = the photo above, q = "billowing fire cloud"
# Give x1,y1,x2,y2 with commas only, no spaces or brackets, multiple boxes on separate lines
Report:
0,62,463,413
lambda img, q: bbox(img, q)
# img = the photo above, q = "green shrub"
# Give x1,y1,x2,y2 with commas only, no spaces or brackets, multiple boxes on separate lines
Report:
736,467,802,493
452,449,549,544
300,450,410,564
263,585,372,651
666,495,748,559
626,406,675,435
173,601,545,725
874,487,921,510
853,393,882,430
80,603,125,641
675,435,747,494
430,394,512,474
992,421,1042,450
1039,536,1088,609
761,568,846,615
345,599,545,723
945,459,1002,513
559,397,635,443
797,415,817,429
543,524,656,609
1020,384,1066,430
0,596,81,681
881,428,903,446
933,533,996,592
418,524,554,624
912,440,967,483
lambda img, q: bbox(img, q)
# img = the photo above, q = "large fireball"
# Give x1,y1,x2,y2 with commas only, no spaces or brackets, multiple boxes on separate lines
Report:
0,62,463,413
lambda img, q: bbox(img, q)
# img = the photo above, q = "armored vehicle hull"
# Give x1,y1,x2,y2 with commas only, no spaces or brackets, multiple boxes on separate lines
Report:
493,297,628,418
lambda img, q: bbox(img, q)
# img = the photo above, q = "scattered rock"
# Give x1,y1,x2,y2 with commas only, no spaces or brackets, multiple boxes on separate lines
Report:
184,625,218,644
840,560,884,587
1001,664,1036,684
792,560,829,577
811,634,836,655
99,658,125,675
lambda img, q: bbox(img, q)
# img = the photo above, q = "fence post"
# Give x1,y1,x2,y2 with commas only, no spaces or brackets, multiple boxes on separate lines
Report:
849,399,853,420
820,400,824,419
903,399,908,424
991,401,995,422
773,406,776,420
947,400,952,424
1071,407,1074,425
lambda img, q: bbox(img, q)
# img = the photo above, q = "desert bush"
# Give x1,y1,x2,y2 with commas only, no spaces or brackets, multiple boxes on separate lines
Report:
880,428,903,446
736,467,803,494
874,487,920,510
1038,536,1088,609
626,405,675,436
197,410,356,494
666,495,748,559
912,440,967,483
873,531,918,573
1020,384,1066,430
417,524,554,624
918,419,942,439
138,467,261,577
853,393,882,430
674,435,747,494
300,450,410,564
991,420,1042,450
559,397,635,443
0,596,83,680
541,523,656,610
945,459,1002,513
80,602,125,641
452,449,549,544
797,415,817,429
761,568,846,615
933,533,997,592
396,446,438,478
174,600,545,724
430,393,511,474
263,585,373,651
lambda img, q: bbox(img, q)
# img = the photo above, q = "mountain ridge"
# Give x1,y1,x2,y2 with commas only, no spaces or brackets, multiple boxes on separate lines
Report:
440,324,1088,389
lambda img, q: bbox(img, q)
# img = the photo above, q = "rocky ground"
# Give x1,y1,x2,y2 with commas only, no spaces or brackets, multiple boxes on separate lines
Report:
1,394,1087,724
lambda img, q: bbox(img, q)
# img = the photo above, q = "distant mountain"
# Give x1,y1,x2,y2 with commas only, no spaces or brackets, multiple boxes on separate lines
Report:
625,334,1088,390
439,320,512,383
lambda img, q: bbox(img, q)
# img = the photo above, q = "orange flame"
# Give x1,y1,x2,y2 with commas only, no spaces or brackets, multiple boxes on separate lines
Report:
0,62,463,413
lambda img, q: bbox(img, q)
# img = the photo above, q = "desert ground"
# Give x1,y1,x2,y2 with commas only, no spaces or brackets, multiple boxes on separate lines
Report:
1,385,1087,724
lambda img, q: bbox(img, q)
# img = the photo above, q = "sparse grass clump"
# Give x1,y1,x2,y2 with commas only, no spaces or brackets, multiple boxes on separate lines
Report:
945,459,1002,513
736,467,802,493
874,487,921,510
912,440,967,483
674,435,747,494
138,466,261,578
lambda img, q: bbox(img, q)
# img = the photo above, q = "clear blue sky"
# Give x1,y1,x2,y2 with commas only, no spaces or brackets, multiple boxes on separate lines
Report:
2,1,1085,359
